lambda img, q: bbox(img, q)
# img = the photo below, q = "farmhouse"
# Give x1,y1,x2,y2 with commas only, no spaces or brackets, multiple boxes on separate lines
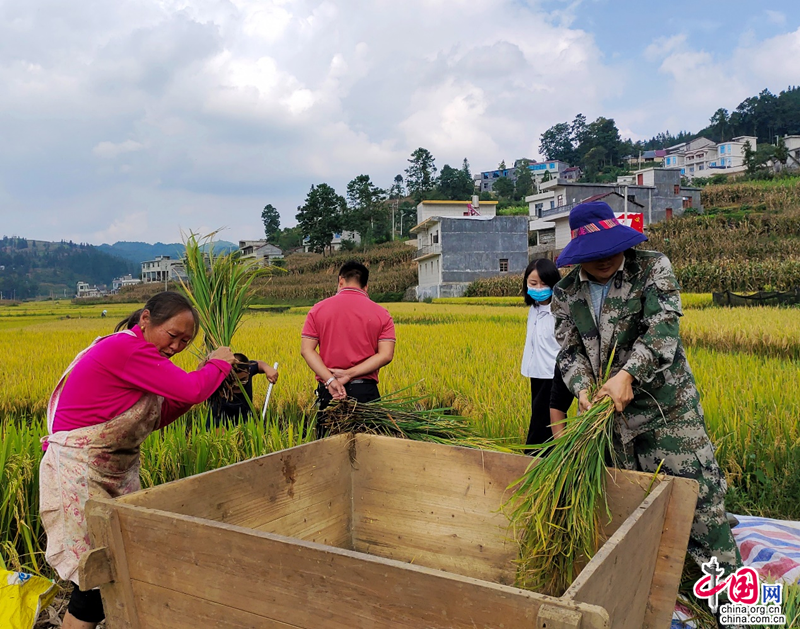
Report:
238,240,284,265
111,274,141,293
664,135,758,179
141,255,186,284
526,167,701,258
75,281,105,299
529,191,645,256
473,159,573,193
411,198,527,300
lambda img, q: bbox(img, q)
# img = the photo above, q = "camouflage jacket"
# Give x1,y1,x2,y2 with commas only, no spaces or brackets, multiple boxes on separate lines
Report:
552,250,703,443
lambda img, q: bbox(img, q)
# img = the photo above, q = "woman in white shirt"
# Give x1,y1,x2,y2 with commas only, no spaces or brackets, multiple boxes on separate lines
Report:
521,258,568,447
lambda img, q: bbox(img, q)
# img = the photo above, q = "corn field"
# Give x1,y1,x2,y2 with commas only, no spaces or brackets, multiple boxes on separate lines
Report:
1,300,800,583
251,240,417,302
701,177,800,210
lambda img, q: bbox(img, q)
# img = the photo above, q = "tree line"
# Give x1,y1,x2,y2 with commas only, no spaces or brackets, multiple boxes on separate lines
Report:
263,149,477,254
538,86,800,183
0,237,136,299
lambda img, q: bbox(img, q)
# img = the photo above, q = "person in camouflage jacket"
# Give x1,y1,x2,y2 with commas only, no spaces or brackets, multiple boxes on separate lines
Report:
552,201,741,576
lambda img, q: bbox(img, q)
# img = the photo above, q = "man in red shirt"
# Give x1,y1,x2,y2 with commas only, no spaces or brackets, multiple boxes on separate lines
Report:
301,261,396,433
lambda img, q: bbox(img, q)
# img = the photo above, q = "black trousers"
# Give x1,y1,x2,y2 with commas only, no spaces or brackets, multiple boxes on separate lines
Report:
316,380,380,438
69,584,105,623
526,378,555,446
525,367,575,447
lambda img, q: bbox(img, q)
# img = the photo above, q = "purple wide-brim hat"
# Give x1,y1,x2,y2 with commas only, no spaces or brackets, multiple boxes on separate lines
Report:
556,200,648,268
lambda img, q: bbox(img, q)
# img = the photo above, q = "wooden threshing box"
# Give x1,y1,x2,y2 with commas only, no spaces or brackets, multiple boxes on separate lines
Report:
80,434,698,628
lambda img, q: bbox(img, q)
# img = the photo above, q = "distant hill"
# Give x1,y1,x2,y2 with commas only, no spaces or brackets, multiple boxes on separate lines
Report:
0,237,137,299
98,240,237,265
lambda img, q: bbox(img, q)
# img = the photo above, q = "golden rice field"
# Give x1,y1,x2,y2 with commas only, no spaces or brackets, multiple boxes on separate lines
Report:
1,299,800,574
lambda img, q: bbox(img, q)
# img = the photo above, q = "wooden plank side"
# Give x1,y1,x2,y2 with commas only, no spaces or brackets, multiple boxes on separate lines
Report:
566,482,672,629
601,468,662,540
113,503,610,629
83,500,140,629
642,477,699,629
130,580,301,629
351,435,533,585
119,436,353,548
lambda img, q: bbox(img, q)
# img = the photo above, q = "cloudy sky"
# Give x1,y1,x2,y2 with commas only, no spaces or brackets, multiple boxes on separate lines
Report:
1,0,799,245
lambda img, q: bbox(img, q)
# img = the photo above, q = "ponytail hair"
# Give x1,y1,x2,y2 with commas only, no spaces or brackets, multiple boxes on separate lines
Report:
115,308,144,332
115,291,199,338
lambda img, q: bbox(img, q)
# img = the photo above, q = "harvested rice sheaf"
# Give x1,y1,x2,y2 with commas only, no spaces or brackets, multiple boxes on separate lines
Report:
505,395,615,597
318,391,510,452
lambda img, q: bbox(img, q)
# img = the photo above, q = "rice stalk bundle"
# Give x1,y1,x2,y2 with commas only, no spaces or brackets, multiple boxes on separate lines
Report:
504,395,615,597
179,231,270,352
179,231,281,402
318,391,510,451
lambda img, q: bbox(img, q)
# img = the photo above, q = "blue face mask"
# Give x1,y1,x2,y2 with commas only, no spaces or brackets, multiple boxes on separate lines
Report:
527,287,553,302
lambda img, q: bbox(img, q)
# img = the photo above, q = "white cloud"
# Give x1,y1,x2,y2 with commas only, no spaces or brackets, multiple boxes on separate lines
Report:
1,0,800,245
644,34,687,62
93,211,150,242
92,140,145,159
765,10,786,25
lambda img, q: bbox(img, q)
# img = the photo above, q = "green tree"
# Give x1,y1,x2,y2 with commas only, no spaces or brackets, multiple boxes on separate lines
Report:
389,174,405,199
436,164,473,200
570,114,589,149
774,136,789,168
539,122,574,163
540,169,552,183
582,146,608,180
515,159,535,198
492,176,515,199
743,140,757,175
405,148,437,200
498,159,506,170
274,227,303,251
583,117,622,165
296,184,345,254
345,174,388,243
261,204,281,242
710,108,729,142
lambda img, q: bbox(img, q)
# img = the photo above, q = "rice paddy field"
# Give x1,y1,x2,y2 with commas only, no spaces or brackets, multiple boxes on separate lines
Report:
1,298,799,577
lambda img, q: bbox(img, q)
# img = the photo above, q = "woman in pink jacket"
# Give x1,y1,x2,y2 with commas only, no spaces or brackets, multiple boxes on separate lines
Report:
39,291,236,629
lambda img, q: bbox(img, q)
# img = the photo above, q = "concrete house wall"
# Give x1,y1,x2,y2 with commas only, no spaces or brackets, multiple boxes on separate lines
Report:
414,216,528,300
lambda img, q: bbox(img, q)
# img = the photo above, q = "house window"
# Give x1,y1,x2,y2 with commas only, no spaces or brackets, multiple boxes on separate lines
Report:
674,185,680,194
550,200,555,209
483,173,489,179
499,259,509,272
699,164,704,171
627,194,636,202
557,195,563,205
666,208,673,220
433,232,439,244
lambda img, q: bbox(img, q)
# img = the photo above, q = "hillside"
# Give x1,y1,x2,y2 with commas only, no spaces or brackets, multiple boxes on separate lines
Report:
97,240,237,265
251,241,417,303
466,177,800,296
0,237,136,299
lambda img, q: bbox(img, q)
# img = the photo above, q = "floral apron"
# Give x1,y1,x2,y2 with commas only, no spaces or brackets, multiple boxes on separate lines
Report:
39,331,163,587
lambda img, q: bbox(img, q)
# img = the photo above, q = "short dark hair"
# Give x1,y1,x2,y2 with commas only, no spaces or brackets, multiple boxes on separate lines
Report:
523,258,561,305
115,291,199,338
339,261,369,288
